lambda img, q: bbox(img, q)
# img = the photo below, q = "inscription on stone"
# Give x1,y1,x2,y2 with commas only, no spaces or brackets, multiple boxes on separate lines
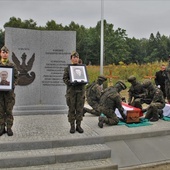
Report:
42,60,67,86
41,48,69,86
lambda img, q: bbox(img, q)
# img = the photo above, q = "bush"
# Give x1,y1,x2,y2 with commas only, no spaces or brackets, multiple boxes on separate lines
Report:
86,62,167,88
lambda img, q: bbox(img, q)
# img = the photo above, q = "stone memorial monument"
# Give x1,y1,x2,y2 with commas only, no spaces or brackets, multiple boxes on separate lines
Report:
5,27,76,115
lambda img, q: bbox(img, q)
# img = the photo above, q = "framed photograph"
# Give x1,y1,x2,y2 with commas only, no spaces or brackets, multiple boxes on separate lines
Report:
0,66,13,91
69,64,89,84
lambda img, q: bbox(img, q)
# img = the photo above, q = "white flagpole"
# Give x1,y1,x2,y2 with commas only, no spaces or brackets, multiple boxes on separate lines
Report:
100,0,104,75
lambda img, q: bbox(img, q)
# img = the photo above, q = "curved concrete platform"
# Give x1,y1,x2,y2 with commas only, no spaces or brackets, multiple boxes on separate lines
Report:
0,111,170,169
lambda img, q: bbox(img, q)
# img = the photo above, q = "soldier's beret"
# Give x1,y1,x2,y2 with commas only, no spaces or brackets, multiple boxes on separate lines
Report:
127,75,136,82
1,46,9,52
98,75,107,82
116,81,127,90
71,51,79,57
142,79,152,88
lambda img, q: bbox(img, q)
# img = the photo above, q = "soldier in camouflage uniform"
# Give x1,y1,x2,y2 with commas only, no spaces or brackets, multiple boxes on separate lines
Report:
165,55,170,104
63,51,86,134
98,81,127,128
127,75,147,109
0,46,18,136
142,80,165,122
83,75,107,116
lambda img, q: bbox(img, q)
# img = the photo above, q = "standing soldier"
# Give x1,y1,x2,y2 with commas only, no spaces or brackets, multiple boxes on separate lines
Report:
165,55,170,104
0,46,18,136
83,75,107,116
98,81,127,128
63,51,86,134
127,75,146,109
154,64,166,98
142,80,165,121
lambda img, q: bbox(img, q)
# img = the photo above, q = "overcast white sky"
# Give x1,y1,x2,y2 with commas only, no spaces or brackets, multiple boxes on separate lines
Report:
0,0,170,39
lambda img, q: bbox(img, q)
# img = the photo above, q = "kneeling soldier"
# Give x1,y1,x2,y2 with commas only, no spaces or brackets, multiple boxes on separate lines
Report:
98,81,127,128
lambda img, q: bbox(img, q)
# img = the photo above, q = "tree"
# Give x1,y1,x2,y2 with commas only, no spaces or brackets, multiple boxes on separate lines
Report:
1,17,170,65
156,32,169,61
4,17,37,29
45,20,63,30
104,21,129,65
0,29,5,47
146,32,169,62
126,37,143,64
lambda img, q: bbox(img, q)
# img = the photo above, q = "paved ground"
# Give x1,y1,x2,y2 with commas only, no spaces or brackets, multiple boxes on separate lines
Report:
0,106,170,169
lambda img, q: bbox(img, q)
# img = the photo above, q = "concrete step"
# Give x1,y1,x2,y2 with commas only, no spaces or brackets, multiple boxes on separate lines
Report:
0,158,118,170
0,144,111,168
0,136,104,152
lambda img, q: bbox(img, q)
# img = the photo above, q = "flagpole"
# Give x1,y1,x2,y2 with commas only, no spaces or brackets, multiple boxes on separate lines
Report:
100,0,104,75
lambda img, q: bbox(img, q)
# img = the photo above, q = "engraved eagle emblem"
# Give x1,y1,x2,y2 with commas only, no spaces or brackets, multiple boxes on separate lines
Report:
12,52,36,86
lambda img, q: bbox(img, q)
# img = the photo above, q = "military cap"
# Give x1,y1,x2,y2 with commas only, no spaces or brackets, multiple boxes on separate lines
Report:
71,51,79,57
142,79,152,88
98,75,107,82
127,75,136,82
115,81,127,90
1,46,9,52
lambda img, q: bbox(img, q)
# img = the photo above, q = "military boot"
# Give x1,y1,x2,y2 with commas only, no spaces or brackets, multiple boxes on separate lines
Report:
150,117,159,122
98,116,105,128
150,112,159,122
0,124,6,136
76,122,84,133
7,127,13,136
70,123,75,134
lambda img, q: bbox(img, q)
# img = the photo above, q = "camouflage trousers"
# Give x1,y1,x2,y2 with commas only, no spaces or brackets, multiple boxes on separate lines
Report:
0,91,15,128
85,100,100,116
145,102,165,120
99,106,119,125
66,90,85,124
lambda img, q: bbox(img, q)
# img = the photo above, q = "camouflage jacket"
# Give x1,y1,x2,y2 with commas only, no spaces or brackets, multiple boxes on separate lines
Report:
128,81,146,103
147,87,165,105
86,81,102,102
99,86,124,114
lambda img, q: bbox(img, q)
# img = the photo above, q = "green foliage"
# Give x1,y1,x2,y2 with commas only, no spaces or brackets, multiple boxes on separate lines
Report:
86,65,100,83
0,29,4,48
45,20,64,30
1,17,170,64
4,17,37,29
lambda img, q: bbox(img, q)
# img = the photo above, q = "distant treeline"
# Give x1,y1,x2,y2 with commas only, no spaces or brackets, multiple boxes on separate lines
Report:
0,17,170,65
